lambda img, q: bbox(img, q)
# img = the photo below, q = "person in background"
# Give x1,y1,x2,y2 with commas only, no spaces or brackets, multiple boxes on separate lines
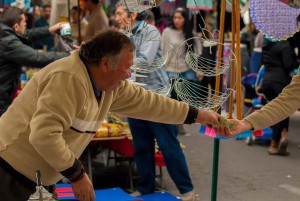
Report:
108,18,120,30
240,23,257,76
0,29,220,201
84,0,109,41
0,6,69,117
115,2,196,201
258,37,299,155
34,4,54,51
144,10,155,26
250,32,264,73
70,6,88,42
215,3,300,151
162,7,202,135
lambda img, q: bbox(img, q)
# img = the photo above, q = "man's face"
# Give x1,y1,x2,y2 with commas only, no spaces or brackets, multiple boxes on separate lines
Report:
115,6,131,30
14,14,27,35
70,9,79,22
102,48,133,91
43,7,51,20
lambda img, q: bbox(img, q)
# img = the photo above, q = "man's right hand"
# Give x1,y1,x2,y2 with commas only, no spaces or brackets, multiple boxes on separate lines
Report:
72,173,95,201
49,22,65,34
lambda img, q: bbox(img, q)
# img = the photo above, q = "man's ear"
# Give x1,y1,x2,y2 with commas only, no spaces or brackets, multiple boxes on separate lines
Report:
100,57,110,73
12,23,18,32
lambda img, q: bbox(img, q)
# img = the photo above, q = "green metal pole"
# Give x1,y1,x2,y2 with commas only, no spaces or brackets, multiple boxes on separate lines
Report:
68,0,71,22
211,138,220,201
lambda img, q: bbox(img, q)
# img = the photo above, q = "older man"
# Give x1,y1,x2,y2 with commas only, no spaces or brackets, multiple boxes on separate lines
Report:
0,29,220,201
115,2,196,201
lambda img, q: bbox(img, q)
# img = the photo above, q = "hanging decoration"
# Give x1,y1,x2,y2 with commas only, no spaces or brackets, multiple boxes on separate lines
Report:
250,0,300,40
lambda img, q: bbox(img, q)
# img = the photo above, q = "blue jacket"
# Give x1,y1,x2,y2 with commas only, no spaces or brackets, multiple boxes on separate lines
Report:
133,21,169,92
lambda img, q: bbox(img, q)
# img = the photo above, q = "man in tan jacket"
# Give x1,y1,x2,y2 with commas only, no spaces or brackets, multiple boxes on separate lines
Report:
0,29,220,201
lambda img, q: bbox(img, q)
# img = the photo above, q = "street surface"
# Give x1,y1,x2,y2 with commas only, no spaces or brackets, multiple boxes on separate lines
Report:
163,111,300,201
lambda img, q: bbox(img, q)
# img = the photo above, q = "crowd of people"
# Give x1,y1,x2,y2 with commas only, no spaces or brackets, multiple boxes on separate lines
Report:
0,0,300,201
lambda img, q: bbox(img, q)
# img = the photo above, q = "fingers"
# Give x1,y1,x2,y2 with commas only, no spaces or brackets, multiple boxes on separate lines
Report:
72,174,95,201
78,194,89,201
213,124,234,137
90,190,96,201
76,191,95,201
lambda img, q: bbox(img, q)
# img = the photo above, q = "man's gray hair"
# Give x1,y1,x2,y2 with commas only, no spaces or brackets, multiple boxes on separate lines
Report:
79,30,135,69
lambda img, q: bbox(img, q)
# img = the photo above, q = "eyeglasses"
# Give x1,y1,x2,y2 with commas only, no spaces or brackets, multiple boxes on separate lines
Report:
279,0,300,8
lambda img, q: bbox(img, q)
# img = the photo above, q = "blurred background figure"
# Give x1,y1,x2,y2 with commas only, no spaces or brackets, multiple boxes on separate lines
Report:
249,31,264,73
115,3,195,201
0,6,69,116
162,7,202,135
260,37,300,155
84,0,109,41
70,5,88,42
34,4,54,51
144,10,155,26
240,22,258,76
108,18,120,30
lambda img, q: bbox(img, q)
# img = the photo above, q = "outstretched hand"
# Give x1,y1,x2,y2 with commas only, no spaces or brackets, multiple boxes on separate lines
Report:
195,110,221,127
49,22,65,34
214,119,253,137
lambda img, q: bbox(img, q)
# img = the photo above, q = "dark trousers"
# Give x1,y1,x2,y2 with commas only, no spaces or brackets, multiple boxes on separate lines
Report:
128,118,193,195
0,157,56,200
262,81,290,142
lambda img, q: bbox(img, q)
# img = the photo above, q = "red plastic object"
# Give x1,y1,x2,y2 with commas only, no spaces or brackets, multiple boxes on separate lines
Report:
252,130,263,137
155,153,166,167
110,138,135,157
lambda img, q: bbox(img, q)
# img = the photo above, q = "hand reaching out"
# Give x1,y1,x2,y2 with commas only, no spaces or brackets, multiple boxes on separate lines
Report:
214,119,253,137
49,22,65,34
195,110,221,127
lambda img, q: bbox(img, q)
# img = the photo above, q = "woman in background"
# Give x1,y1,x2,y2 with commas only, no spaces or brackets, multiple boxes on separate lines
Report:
162,7,202,135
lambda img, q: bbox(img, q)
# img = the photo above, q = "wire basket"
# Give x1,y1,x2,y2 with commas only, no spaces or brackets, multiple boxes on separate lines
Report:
123,0,156,13
173,78,233,110
151,82,172,96
176,37,236,76
133,36,174,74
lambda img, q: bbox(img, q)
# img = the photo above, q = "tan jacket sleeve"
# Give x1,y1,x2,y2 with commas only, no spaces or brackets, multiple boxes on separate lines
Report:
109,80,190,124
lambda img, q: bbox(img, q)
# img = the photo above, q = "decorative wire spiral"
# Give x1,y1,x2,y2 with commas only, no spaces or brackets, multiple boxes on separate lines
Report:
173,37,237,109
183,37,235,76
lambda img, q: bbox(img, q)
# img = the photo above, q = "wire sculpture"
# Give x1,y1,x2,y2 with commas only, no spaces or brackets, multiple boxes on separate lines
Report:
170,35,237,109
132,38,173,74
181,37,236,76
123,0,156,13
173,78,234,110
